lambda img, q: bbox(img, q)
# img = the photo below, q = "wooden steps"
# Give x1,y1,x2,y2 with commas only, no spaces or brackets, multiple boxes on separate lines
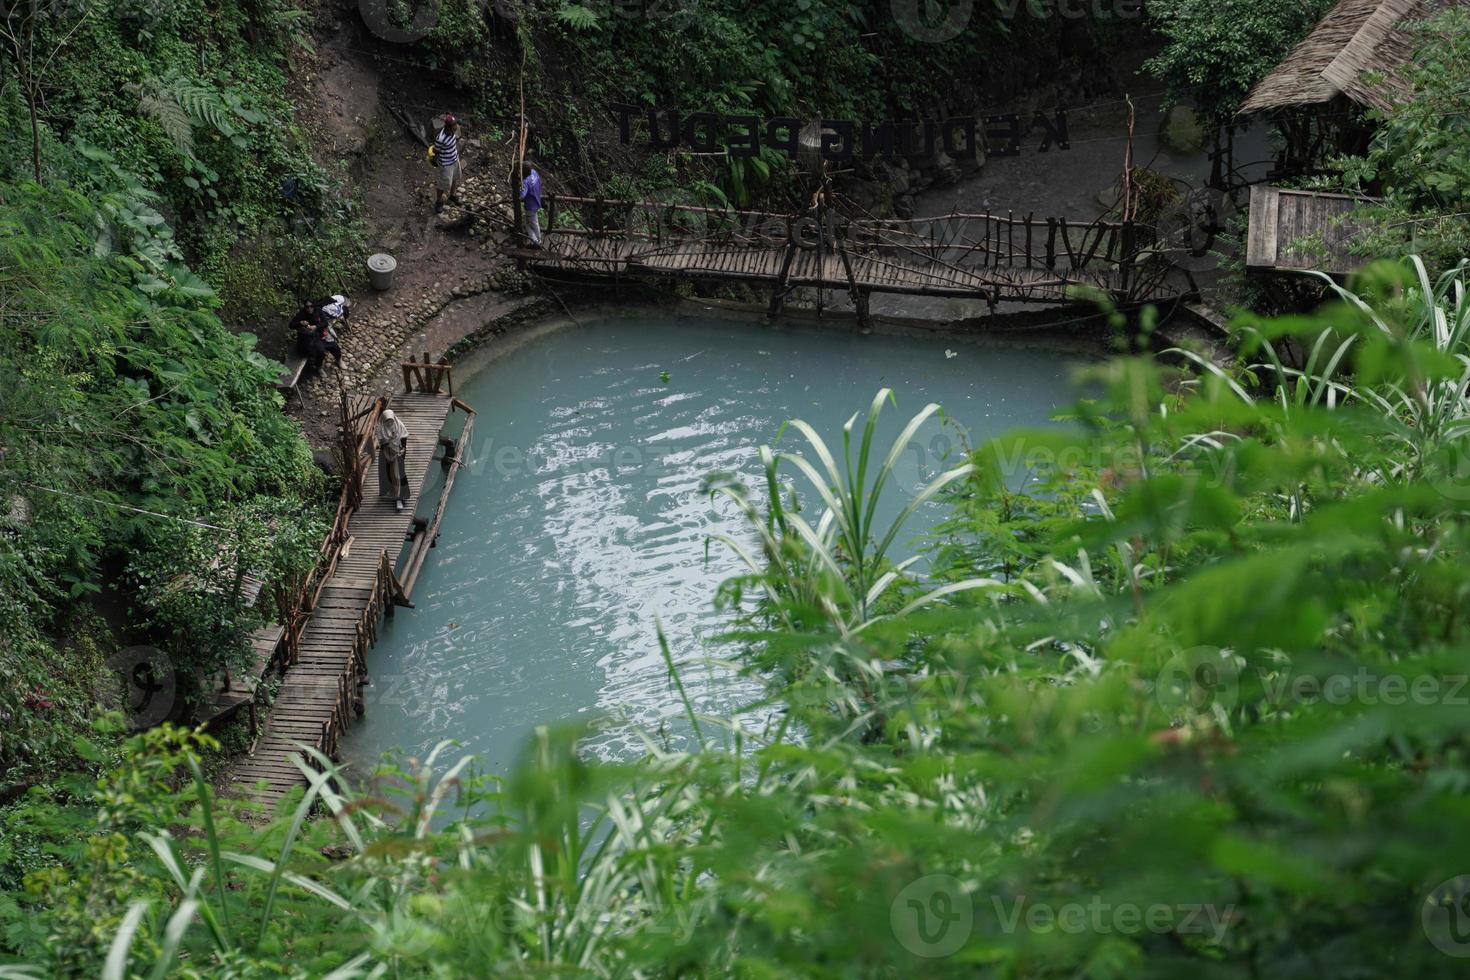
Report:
198,625,285,731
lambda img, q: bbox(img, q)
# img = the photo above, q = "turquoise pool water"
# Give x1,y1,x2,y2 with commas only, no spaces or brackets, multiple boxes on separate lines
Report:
340,313,1080,779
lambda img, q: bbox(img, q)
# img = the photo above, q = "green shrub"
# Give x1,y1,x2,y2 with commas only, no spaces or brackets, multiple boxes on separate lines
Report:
1330,9,1470,270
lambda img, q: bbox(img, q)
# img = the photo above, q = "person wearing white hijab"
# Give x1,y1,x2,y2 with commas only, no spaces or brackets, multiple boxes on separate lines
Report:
376,409,411,511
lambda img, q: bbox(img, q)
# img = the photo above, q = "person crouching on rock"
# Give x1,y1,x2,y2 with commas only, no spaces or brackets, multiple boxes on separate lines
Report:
289,302,327,381
376,409,411,512
429,114,464,214
313,293,350,368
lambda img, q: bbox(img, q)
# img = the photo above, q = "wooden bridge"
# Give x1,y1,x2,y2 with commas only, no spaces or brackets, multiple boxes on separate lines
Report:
228,360,474,812
511,195,1189,318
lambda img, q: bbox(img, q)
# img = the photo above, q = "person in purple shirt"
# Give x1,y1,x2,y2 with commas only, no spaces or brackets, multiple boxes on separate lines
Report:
519,162,543,247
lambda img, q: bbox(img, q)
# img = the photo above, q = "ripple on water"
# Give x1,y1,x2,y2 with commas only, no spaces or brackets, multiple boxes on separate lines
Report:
341,315,1079,778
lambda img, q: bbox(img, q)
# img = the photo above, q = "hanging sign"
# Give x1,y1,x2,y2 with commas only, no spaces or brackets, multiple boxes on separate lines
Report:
609,104,1070,160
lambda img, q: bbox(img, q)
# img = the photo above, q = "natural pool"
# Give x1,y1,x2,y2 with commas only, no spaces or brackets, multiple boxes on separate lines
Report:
340,312,1082,778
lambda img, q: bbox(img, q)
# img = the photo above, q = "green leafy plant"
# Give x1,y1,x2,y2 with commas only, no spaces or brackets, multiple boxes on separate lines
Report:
1329,9,1470,269
555,2,602,30
709,389,995,637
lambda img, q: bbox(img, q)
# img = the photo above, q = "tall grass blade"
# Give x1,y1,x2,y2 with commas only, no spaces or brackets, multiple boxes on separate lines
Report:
222,852,352,910
186,755,233,945
257,748,329,949
101,902,149,980
657,618,705,747
147,898,199,980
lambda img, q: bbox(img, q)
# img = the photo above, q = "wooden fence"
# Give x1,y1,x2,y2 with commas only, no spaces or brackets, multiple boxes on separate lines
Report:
269,392,389,673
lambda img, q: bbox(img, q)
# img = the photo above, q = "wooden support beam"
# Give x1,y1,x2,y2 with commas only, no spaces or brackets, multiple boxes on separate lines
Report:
836,237,872,334
767,242,798,319
398,412,473,602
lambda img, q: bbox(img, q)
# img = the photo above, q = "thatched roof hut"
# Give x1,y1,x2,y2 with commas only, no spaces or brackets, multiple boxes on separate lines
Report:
1238,0,1433,115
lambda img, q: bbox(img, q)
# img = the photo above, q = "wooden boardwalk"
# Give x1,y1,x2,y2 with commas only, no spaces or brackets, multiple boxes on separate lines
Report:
512,194,1184,314
229,388,466,812
520,237,1132,304
200,625,282,731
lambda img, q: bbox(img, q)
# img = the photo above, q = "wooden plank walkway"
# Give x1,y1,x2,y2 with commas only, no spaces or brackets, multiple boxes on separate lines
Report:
228,392,456,812
517,235,1128,305
199,625,282,730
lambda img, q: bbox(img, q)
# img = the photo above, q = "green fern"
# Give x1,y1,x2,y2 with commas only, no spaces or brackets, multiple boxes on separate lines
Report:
555,3,601,30
129,80,195,157
173,79,235,137
128,74,260,160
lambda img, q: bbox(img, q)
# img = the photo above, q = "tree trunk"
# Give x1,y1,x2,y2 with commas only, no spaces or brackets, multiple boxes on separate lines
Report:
28,83,40,182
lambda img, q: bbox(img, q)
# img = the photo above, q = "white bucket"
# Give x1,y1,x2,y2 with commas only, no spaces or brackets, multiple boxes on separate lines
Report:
368,253,397,291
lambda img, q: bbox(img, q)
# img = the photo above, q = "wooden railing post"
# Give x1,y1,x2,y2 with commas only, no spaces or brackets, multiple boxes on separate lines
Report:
1119,220,1136,296
512,173,523,245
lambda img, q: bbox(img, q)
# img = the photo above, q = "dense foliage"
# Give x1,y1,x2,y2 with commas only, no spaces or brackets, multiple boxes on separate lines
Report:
1330,9,1470,272
398,0,1143,206
4,259,1470,977
1143,0,1332,127
0,0,336,785
0,178,323,781
0,0,362,320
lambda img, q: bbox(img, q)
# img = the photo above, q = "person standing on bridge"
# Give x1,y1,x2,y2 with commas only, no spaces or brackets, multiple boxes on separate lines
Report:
519,161,543,248
429,114,464,214
376,409,411,512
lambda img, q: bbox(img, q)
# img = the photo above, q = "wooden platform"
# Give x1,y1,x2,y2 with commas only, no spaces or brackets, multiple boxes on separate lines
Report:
228,392,456,812
1246,185,1378,277
198,625,283,730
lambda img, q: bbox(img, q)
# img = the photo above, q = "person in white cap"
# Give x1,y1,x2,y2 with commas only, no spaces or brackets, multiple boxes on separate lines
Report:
429,114,464,213
375,408,411,512
311,294,350,368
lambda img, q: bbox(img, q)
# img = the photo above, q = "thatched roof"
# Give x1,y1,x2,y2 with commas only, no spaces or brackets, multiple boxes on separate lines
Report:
1238,0,1434,115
